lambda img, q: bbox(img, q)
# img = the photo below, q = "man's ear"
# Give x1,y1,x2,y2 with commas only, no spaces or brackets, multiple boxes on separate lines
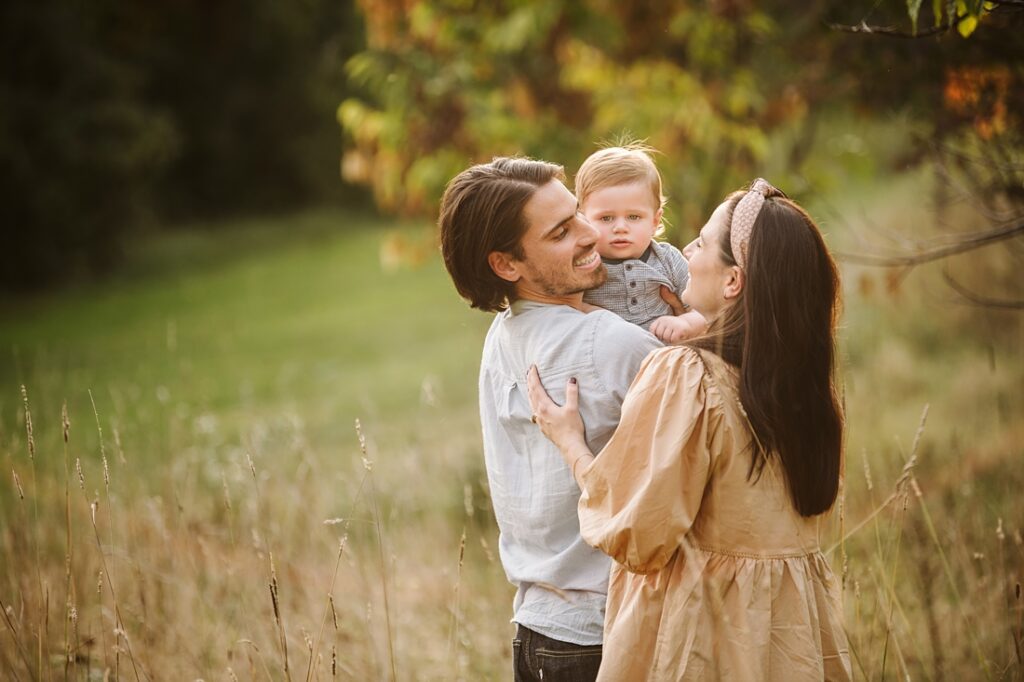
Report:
488,251,522,284
723,265,744,300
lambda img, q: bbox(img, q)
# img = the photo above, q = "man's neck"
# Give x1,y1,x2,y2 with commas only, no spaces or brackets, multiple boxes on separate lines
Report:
513,289,587,312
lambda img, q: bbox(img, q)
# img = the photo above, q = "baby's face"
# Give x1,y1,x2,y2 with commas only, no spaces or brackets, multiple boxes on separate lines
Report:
580,182,663,260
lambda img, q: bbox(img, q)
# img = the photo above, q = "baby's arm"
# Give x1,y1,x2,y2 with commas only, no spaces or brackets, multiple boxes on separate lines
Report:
650,310,707,344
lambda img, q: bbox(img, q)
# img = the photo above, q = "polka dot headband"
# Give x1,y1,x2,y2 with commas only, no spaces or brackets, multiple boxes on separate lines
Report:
729,178,781,271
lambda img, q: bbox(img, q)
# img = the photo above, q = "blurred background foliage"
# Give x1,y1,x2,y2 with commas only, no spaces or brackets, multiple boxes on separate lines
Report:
339,0,1022,238
1,0,1019,292
1,0,365,291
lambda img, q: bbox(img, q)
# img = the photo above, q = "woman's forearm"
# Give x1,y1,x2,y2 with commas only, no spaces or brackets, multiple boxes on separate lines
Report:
561,440,595,488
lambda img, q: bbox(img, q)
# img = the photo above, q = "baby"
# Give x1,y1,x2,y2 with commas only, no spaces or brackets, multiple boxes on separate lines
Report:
578,145,706,343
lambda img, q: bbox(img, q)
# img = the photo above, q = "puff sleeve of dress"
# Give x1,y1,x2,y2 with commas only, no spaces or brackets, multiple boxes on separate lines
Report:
577,346,719,574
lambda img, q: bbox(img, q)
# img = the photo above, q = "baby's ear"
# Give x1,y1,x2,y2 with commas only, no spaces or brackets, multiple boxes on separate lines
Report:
487,250,522,283
653,207,665,237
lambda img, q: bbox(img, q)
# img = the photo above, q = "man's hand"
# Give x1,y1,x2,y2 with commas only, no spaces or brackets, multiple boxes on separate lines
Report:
650,310,707,344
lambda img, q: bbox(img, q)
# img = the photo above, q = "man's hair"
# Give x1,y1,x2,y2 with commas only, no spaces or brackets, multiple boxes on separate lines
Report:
574,143,666,212
439,157,565,312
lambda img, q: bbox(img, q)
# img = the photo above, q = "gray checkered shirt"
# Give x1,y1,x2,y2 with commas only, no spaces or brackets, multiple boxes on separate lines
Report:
583,240,689,330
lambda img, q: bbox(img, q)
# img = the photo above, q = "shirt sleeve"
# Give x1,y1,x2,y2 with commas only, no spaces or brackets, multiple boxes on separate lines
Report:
657,241,689,292
577,346,718,574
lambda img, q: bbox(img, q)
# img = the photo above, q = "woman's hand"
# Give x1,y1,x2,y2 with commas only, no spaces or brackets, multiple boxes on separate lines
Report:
526,366,587,454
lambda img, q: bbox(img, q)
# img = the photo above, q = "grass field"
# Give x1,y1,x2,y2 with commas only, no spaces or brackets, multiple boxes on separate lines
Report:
1,173,1022,679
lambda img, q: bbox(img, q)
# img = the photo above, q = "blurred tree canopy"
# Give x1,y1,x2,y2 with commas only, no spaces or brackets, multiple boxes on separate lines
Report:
1,0,364,292
339,0,1021,240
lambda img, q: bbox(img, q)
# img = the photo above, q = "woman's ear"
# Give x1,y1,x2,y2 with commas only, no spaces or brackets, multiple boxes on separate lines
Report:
488,251,522,284
723,265,744,300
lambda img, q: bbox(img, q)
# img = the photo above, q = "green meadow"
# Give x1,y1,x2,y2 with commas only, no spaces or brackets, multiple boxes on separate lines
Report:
1,179,1021,678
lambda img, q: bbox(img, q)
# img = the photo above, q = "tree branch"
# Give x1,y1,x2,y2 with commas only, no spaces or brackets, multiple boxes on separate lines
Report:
943,267,1024,309
834,217,1024,267
826,16,963,39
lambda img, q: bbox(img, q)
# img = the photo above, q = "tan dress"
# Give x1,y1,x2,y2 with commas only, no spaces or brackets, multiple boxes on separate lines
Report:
577,346,851,681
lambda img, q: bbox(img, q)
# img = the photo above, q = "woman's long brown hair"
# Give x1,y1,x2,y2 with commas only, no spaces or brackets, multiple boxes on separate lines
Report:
689,189,843,517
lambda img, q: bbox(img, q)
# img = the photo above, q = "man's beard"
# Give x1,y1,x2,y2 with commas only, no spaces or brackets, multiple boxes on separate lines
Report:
532,261,608,297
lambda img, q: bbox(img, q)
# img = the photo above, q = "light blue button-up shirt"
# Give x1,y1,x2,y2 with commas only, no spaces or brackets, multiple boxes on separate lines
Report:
479,300,661,644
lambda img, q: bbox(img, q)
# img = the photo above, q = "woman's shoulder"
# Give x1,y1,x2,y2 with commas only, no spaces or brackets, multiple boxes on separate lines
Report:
643,343,705,371
631,345,708,394
635,345,741,407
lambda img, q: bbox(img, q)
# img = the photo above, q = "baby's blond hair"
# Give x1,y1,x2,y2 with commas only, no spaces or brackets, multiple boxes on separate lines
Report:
574,142,666,212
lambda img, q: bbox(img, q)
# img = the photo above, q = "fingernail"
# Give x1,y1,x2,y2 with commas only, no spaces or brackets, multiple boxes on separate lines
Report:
570,377,577,385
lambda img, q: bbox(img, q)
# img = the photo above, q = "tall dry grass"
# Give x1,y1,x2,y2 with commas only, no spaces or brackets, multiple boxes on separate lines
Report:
2,387,506,680
2,379,1021,680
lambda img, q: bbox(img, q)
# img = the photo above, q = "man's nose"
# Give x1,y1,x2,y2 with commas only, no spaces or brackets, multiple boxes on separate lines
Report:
576,216,599,243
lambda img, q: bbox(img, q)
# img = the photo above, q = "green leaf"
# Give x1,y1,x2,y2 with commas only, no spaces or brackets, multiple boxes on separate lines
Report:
932,0,944,27
907,0,924,34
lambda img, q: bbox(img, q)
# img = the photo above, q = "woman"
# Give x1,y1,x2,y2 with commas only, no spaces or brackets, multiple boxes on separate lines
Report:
527,179,852,681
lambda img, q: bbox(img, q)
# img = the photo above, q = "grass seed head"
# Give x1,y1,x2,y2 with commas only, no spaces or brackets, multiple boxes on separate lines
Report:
62,401,70,443
112,425,126,465
354,418,373,470
302,628,313,652
20,385,35,459
12,469,24,499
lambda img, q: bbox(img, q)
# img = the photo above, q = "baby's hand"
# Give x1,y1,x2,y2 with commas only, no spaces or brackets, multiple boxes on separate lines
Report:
650,311,706,344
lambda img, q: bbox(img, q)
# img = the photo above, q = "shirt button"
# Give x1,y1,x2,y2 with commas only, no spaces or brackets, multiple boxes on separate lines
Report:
631,298,638,305
629,281,636,288
626,265,632,271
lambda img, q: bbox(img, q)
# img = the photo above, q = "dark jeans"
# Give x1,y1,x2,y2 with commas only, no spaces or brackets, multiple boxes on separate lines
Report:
513,624,602,682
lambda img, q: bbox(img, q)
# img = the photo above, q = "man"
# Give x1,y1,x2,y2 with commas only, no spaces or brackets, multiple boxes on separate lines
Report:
439,157,662,681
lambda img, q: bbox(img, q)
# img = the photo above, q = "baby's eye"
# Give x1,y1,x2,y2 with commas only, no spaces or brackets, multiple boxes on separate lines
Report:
628,214,642,220
600,216,613,222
